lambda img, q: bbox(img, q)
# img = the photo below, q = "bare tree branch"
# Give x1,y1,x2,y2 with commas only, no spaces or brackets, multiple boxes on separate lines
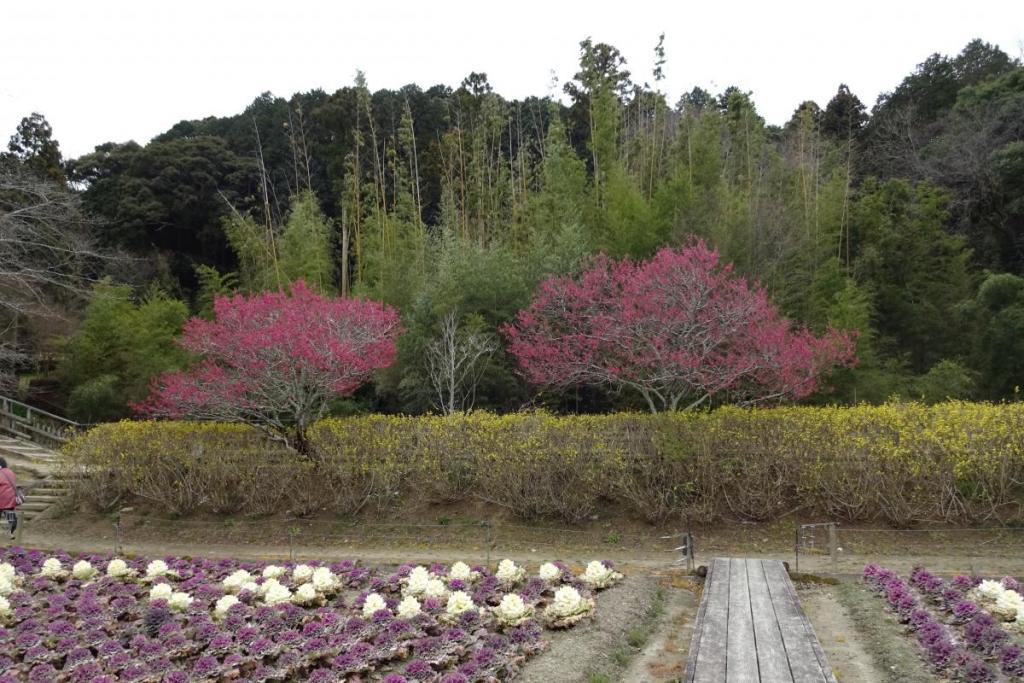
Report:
426,311,497,415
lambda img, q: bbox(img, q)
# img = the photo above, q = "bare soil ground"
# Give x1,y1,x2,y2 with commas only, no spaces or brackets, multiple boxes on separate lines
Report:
619,574,696,683
17,511,1024,577
520,574,663,683
802,581,938,683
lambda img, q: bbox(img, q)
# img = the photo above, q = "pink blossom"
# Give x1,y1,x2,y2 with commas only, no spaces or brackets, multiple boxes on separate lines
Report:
504,240,856,411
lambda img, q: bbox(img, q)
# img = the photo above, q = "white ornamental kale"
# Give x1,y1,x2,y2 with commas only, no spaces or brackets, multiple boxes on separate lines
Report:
72,560,97,581
222,569,253,593
262,565,286,579
293,583,319,606
449,561,479,582
404,566,432,597
493,593,534,627
538,562,561,582
542,585,596,628
149,583,173,601
263,580,293,605
974,579,1006,603
423,578,448,598
0,576,12,597
213,594,239,618
311,567,339,594
0,595,10,621
168,591,193,611
0,563,16,582
146,560,170,578
445,590,475,615
495,559,525,584
552,585,582,614
994,589,1024,621
449,562,472,580
40,558,67,580
106,559,132,578
292,564,314,584
397,595,421,619
362,592,388,618
581,560,623,589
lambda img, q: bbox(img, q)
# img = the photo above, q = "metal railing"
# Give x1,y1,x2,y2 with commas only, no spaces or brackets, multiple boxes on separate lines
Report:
0,394,84,449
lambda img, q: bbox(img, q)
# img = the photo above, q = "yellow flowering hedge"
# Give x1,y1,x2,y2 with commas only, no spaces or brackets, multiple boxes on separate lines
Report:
63,402,1024,525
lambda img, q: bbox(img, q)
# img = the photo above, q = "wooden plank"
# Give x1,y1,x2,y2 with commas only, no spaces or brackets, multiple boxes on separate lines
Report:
683,558,714,683
747,559,795,682
763,560,831,683
692,557,730,683
725,558,758,682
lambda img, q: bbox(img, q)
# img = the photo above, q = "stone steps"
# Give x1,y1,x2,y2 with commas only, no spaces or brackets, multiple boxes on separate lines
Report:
0,435,68,522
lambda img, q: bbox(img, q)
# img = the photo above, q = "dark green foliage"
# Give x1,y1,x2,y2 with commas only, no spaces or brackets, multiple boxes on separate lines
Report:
850,179,974,373
71,137,261,287
3,113,65,183
962,273,1024,398
10,36,1024,412
61,281,189,421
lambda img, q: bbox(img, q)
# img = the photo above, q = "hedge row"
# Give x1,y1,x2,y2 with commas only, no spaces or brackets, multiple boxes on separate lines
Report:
62,402,1024,526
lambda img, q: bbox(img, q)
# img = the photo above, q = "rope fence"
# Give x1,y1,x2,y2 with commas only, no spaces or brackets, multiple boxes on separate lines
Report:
103,510,691,567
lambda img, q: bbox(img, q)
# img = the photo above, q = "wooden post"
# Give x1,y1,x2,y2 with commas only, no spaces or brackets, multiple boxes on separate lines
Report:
13,510,25,545
794,523,800,574
828,523,838,572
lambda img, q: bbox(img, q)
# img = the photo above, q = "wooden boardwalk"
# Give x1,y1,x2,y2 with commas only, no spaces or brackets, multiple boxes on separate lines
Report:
684,558,837,683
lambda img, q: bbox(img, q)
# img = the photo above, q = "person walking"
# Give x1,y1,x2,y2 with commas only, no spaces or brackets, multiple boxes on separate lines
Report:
0,456,19,539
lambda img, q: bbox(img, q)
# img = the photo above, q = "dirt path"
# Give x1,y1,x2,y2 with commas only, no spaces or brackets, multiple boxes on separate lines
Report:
814,582,939,683
620,575,697,682
520,575,667,683
800,584,892,682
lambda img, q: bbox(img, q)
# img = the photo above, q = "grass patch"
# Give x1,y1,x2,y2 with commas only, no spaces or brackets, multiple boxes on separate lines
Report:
586,586,667,680
791,571,841,586
832,581,934,683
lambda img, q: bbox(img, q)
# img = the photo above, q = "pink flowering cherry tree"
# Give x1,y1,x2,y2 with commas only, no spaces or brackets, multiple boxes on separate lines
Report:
138,281,402,452
504,241,856,412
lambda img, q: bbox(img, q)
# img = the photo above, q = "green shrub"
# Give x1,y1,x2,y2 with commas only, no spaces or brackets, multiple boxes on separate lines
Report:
63,402,1024,526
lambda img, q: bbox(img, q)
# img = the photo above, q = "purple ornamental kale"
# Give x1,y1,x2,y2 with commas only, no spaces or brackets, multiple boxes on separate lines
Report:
247,637,275,656
1002,644,1024,676
303,636,328,654
163,670,189,683
952,575,979,592
308,669,334,683
108,653,131,669
48,618,76,637
27,666,58,683
119,665,149,681
404,659,434,680
68,661,102,682
956,654,996,682
22,645,50,663
952,600,980,624
193,656,219,677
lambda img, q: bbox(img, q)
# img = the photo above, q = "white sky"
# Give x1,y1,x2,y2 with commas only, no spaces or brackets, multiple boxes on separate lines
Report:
2,0,1022,159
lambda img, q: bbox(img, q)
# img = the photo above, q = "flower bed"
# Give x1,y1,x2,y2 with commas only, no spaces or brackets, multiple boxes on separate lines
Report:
864,564,1024,681
0,548,623,682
